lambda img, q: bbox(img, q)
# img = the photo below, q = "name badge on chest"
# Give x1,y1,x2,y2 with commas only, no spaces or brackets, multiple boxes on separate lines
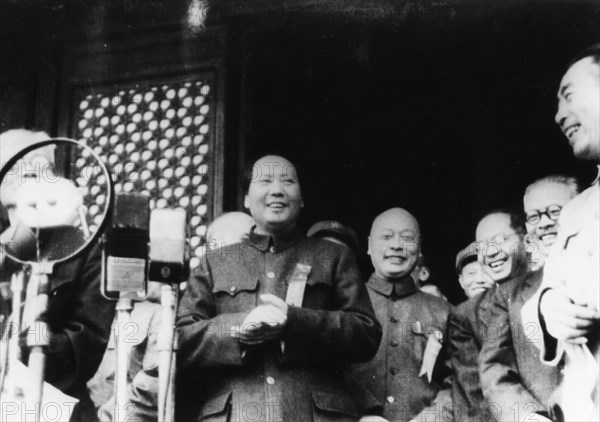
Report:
285,263,312,307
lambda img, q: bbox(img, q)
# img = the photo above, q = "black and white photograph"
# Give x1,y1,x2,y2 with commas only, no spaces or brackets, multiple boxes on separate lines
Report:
1,1,599,421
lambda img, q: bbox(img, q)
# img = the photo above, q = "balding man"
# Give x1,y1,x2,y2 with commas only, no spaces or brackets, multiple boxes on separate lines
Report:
206,211,255,249
350,208,452,422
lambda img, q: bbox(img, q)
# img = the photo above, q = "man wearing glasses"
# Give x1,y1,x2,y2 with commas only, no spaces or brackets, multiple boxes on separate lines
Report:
523,44,600,421
449,209,529,422
479,176,580,422
523,176,581,271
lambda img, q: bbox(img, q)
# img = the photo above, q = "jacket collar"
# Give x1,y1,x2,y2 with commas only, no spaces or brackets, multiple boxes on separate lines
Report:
367,272,418,298
248,225,303,252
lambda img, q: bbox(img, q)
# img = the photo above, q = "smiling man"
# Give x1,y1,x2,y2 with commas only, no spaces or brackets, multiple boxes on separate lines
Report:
478,177,580,422
523,44,600,421
177,154,381,422
456,243,494,299
476,211,529,284
351,208,452,422
448,210,528,422
523,175,581,270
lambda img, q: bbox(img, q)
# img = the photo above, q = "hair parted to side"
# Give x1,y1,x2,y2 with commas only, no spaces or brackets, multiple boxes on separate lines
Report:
240,153,304,194
524,174,582,198
477,207,527,236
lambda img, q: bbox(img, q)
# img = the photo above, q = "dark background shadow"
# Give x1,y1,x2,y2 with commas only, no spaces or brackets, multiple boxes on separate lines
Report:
1,0,599,303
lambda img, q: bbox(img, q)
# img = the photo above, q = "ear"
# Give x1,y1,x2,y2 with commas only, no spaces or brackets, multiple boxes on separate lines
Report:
367,236,372,255
243,195,250,210
419,266,430,282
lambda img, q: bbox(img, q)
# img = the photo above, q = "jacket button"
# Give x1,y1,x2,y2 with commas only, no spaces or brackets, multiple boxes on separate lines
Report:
390,316,398,323
389,367,398,376
390,340,399,347
266,376,275,385
229,286,237,293
267,272,275,279
386,396,395,403
269,246,275,253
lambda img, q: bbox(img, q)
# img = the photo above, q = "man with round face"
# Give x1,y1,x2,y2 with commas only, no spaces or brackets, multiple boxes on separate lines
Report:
475,212,529,284
456,243,494,299
350,208,452,422
448,210,528,422
243,155,304,235
177,154,381,422
479,179,580,422
523,175,580,269
523,45,600,421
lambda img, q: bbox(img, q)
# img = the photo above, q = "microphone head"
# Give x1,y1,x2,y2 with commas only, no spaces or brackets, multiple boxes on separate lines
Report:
103,193,150,296
149,208,188,283
108,193,149,259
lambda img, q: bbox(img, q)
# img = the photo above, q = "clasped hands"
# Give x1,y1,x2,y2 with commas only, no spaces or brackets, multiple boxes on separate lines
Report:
232,294,288,345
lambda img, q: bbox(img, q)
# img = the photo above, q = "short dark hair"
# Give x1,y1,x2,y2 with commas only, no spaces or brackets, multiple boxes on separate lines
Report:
240,153,303,194
477,208,527,236
568,43,600,71
524,174,581,199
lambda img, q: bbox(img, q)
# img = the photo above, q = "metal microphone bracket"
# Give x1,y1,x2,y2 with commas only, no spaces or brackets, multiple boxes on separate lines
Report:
25,261,55,421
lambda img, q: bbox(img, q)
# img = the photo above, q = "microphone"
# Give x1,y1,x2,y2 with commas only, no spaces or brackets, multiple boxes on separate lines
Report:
149,208,188,283
102,193,149,299
149,208,187,422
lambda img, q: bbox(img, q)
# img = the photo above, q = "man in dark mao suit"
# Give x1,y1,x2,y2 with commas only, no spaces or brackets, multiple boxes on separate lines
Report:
176,155,381,422
479,176,580,421
448,210,529,422
350,208,453,422
448,243,494,422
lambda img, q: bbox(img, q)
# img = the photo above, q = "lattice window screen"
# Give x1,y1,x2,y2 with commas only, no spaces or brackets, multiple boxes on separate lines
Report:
71,79,215,270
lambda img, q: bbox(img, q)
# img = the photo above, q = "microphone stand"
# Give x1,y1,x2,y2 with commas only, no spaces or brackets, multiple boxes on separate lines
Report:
114,293,134,422
0,270,26,400
26,261,54,422
158,283,178,422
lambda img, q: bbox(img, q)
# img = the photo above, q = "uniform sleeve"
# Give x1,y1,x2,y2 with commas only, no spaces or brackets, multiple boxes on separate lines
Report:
448,303,489,422
281,247,382,365
479,285,549,422
176,262,248,370
21,243,116,398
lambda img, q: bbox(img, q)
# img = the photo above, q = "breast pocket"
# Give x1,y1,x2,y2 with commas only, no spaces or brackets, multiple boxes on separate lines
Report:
212,265,258,314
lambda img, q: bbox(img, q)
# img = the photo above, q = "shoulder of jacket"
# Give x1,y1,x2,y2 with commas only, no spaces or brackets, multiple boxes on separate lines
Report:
416,290,452,314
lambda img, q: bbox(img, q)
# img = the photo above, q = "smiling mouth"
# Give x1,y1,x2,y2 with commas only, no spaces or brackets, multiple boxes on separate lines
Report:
267,202,287,209
564,124,581,139
539,232,557,244
487,257,508,270
385,255,407,265
471,286,488,294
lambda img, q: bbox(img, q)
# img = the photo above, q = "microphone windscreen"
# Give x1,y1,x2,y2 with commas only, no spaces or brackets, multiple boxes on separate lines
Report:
149,208,187,282
108,194,149,259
